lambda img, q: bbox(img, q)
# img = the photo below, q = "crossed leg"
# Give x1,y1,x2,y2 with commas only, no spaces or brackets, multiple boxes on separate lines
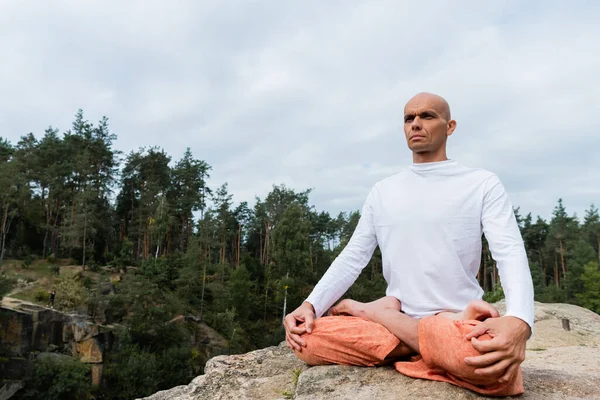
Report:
293,296,524,397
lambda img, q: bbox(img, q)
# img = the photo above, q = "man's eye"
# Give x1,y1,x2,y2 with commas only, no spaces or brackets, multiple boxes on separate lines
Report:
405,118,413,123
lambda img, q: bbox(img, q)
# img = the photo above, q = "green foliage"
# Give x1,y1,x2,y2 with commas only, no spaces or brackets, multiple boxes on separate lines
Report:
575,262,600,313
82,276,94,289
22,254,34,267
483,285,505,303
2,114,600,399
48,264,60,275
20,355,91,400
104,341,193,400
54,271,86,310
33,288,50,302
0,272,14,299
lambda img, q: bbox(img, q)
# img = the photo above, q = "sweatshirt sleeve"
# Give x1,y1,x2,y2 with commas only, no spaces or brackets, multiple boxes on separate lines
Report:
305,188,379,317
481,174,535,334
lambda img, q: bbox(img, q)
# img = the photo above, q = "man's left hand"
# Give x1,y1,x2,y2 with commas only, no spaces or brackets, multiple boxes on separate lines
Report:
463,316,531,383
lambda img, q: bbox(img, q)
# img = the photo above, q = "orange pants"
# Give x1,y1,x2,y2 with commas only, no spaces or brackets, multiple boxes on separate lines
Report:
294,314,523,397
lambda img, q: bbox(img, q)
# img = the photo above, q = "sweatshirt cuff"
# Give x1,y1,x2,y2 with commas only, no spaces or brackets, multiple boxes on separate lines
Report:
503,311,534,338
304,295,325,318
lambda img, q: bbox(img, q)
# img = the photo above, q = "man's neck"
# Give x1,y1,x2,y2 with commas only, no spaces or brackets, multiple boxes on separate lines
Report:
412,151,448,164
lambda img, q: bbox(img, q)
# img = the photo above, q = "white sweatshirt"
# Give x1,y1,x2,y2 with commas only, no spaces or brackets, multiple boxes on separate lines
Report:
305,159,534,331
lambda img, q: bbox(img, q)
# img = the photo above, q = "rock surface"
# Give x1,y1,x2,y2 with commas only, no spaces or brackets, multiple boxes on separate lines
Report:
140,301,600,400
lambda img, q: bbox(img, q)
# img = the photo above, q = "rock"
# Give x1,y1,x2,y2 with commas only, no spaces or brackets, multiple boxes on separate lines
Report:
0,303,114,385
0,380,24,400
99,281,115,296
75,338,103,363
140,301,600,400
169,316,229,371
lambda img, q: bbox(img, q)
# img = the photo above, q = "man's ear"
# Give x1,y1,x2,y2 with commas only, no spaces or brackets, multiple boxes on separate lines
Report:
446,120,457,137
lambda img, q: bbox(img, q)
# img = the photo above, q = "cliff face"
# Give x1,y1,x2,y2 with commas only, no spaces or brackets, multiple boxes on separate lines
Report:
0,298,229,392
141,301,600,400
0,300,112,386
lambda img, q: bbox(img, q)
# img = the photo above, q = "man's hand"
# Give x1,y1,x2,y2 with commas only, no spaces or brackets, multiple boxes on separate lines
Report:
464,316,531,383
283,302,316,352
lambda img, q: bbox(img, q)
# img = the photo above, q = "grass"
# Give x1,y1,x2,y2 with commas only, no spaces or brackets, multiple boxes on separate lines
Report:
11,288,45,304
280,368,303,399
529,348,546,351
1,258,110,310
1,259,57,281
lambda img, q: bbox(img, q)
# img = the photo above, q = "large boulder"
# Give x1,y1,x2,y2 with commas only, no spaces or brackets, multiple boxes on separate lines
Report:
140,301,600,400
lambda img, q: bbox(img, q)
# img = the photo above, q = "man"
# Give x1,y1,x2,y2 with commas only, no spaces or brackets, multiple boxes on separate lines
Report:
47,289,56,308
283,92,534,396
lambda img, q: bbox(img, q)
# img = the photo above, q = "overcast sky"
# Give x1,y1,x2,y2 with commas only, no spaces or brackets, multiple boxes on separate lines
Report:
1,1,599,222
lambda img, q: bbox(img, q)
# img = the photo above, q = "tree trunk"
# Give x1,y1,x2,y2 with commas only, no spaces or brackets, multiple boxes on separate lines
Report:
180,215,186,251
43,205,52,259
69,200,75,250
559,239,566,279
554,253,559,288
309,243,313,273
51,201,60,256
483,251,488,292
0,203,9,263
259,230,263,264
539,251,545,286
237,224,241,267
186,219,192,253
597,233,600,263
200,259,207,320
82,212,87,271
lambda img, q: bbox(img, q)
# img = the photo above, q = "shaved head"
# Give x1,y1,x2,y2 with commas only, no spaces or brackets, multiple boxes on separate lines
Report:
405,92,451,121
402,92,457,163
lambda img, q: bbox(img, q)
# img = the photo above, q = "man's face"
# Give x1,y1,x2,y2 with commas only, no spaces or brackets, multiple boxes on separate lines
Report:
403,96,455,154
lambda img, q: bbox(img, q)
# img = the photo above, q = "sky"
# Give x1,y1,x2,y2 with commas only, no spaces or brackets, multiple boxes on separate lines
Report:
1,0,599,222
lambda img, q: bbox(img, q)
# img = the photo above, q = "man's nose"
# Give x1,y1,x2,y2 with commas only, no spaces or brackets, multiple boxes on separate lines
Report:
411,117,422,130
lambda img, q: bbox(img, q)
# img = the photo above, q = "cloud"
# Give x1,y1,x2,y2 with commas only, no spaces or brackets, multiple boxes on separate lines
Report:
0,0,598,222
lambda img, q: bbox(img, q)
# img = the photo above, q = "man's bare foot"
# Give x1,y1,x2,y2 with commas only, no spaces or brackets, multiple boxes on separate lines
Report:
328,296,401,320
438,300,500,321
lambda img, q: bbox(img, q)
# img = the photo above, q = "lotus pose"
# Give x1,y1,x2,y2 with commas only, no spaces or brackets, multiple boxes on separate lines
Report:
283,92,534,397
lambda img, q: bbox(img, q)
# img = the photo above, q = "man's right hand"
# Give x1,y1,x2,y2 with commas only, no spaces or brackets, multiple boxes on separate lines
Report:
283,301,316,351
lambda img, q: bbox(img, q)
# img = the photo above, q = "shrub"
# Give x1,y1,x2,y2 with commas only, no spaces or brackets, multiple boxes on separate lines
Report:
34,289,50,303
82,276,94,289
54,272,86,310
0,273,15,299
20,355,91,400
46,253,57,264
483,285,505,303
48,264,60,276
22,254,34,268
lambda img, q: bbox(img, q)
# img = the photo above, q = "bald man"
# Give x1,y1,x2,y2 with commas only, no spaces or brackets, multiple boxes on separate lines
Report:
283,93,534,396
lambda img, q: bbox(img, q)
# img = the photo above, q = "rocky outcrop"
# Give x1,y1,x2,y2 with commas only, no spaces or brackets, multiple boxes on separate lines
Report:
0,298,230,393
0,300,113,386
141,301,600,400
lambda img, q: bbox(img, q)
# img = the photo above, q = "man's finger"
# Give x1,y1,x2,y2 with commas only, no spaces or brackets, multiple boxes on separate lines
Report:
473,358,511,378
288,332,306,348
465,324,489,340
498,362,520,383
286,333,302,351
469,336,506,353
305,313,315,333
283,314,296,330
289,323,308,335
481,303,500,319
464,349,505,367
